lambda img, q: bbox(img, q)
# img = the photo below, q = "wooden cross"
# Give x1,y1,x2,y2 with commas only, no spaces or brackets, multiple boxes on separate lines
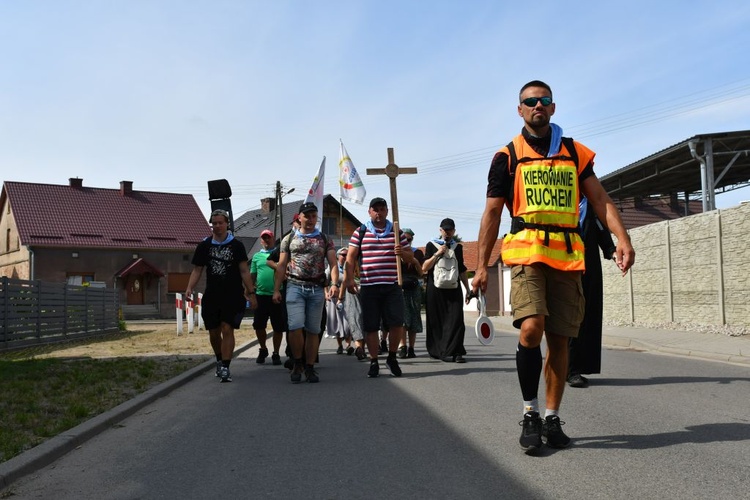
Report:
366,147,418,284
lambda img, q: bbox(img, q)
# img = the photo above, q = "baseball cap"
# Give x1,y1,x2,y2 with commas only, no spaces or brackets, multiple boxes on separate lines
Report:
440,218,455,230
298,202,318,214
402,228,415,236
260,229,273,239
336,247,348,256
369,197,387,209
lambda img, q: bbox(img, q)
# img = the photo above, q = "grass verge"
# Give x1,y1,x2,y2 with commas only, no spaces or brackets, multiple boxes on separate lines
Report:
0,328,213,464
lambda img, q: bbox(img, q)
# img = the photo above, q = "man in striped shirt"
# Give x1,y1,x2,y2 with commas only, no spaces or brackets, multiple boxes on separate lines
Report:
343,197,414,378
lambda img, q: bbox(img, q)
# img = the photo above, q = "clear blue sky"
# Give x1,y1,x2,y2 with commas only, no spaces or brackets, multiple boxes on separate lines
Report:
2,0,749,243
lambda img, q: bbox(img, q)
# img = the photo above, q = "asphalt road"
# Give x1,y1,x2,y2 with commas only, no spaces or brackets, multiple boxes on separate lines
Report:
5,330,749,499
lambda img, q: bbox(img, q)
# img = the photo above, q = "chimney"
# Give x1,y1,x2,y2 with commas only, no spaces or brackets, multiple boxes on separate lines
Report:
69,178,83,188
120,180,133,196
261,197,276,213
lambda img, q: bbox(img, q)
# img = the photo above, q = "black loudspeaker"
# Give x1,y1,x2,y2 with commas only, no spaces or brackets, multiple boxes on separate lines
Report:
207,179,232,200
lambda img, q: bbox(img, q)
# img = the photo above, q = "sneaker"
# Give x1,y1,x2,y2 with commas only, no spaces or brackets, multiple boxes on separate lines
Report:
304,365,319,383
455,354,466,364
219,366,232,383
367,360,379,378
256,348,269,364
542,415,571,449
385,357,402,377
397,346,407,359
519,412,543,454
215,360,222,377
290,364,303,384
567,374,589,388
378,339,388,354
346,346,355,356
336,346,344,355
284,358,294,371
355,347,367,361
406,347,416,358
271,353,282,366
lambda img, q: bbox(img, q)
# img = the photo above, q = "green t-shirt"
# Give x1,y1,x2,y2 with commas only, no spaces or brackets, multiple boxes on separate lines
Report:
250,249,275,296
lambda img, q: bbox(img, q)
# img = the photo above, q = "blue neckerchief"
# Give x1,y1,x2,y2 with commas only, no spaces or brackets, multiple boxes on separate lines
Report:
579,197,588,229
211,233,235,245
294,228,321,238
431,238,454,248
365,219,393,239
548,123,563,157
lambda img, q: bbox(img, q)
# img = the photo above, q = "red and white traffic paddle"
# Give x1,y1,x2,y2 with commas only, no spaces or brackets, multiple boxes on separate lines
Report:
474,290,495,345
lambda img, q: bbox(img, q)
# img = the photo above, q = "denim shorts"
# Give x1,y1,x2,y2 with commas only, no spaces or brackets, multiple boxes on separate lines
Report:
285,281,326,334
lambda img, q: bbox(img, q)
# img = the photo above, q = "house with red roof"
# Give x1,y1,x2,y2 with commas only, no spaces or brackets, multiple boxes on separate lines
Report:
0,178,211,319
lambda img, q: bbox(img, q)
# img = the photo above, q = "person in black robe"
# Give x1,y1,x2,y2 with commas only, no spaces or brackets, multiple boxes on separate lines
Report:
422,218,471,363
567,198,616,388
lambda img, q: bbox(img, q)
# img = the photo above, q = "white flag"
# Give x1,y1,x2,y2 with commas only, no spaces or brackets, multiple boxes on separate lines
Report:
338,140,366,204
304,156,326,229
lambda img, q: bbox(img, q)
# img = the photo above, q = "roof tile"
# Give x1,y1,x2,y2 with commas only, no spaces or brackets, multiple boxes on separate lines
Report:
4,180,210,250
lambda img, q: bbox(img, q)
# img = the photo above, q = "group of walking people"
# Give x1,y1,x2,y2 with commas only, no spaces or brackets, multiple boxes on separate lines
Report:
186,79,636,456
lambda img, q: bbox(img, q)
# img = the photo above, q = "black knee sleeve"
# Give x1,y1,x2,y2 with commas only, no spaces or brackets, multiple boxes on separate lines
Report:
516,343,542,401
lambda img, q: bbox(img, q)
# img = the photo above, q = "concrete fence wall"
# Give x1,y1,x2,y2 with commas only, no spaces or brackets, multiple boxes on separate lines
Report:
602,202,750,328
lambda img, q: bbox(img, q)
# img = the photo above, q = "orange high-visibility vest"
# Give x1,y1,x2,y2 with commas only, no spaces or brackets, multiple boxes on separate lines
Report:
500,134,595,271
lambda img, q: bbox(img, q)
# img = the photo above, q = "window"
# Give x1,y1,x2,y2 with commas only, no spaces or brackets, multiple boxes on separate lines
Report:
67,274,95,286
322,216,336,236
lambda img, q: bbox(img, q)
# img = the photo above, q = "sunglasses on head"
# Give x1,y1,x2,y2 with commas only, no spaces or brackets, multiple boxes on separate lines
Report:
521,96,553,107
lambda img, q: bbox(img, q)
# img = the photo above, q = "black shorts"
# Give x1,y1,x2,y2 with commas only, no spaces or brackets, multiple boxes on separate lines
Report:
252,294,287,332
360,284,404,333
201,292,246,330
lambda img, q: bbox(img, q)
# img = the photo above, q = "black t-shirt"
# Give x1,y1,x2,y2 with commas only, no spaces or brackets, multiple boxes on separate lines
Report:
191,236,248,298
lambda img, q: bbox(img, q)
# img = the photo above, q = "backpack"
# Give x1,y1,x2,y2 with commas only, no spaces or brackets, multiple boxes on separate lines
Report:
433,242,459,289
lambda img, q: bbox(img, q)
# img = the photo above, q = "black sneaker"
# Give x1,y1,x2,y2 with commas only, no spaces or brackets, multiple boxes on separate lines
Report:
406,347,416,358
367,360,379,378
256,348,269,364
397,346,407,358
355,347,367,361
219,366,232,383
284,358,294,370
304,365,319,383
542,415,571,449
378,339,388,354
346,346,355,356
336,346,344,355
567,374,589,388
215,360,222,377
271,353,282,365
290,364,303,384
519,412,543,454
385,356,402,377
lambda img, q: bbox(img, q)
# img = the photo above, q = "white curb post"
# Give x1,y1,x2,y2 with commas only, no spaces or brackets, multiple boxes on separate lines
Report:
197,293,204,330
186,294,194,334
176,293,184,336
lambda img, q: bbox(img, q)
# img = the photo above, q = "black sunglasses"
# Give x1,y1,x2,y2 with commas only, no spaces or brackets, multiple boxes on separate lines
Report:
521,96,553,107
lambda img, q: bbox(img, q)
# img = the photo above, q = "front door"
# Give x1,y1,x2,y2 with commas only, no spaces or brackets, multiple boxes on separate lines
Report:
126,275,144,305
